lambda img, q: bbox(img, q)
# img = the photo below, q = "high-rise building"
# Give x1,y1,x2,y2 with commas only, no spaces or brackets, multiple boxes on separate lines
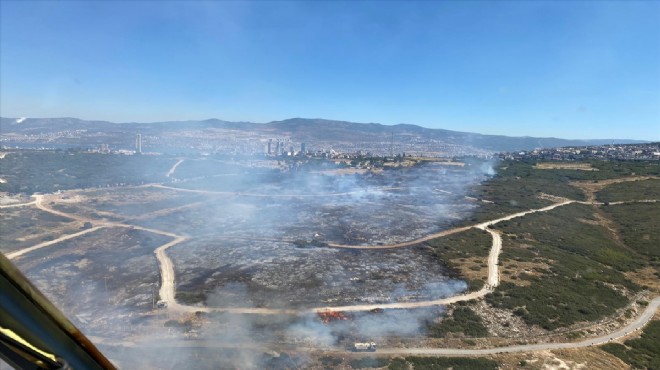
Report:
300,142,306,155
275,141,280,156
267,139,272,155
136,134,142,154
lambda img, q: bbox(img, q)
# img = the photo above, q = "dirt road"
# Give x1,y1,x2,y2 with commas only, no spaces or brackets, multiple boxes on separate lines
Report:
166,159,184,178
482,229,501,287
17,193,569,314
6,226,105,259
155,236,188,306
10,194,188,307
0,199,37,208
166,201,577,314
114,297,660,357
150,184,404,198
373,296,660,356
327,226,473,249
329,200,575,249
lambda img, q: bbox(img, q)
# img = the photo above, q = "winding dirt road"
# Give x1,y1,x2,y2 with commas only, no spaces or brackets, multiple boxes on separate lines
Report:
167,200,576,314
373,297,660,356
8,195,576,314
329,200,575,250
6,189,660,356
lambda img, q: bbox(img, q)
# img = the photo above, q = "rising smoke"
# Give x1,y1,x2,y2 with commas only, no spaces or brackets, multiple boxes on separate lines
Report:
11,154,498,369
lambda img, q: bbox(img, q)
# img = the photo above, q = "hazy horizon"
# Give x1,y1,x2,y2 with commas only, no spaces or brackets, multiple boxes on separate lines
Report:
1,1,658,140
1,115,653,142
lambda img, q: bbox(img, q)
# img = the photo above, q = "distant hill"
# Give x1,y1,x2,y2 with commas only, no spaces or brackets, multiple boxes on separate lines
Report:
0,116,647,153
266,118,645,151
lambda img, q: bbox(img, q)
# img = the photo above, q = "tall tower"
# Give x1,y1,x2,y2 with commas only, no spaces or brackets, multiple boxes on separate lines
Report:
136,134,142,154
268,139,272,155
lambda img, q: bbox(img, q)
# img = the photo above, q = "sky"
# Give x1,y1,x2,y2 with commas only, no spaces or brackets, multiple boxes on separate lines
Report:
1,1,658,140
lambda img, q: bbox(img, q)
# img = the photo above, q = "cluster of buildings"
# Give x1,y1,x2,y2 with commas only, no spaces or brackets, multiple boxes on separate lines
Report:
499,143,660,161
0,129,88,144
266,138,306,157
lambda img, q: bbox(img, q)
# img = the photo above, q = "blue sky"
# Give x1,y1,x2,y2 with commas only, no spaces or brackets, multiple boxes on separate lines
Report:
1,1,658,140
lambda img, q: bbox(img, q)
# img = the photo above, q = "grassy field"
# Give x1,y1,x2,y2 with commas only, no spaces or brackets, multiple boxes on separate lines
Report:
596,178,660,203
0,150,174,194
420,160,660,333
426,306,489,338
487,203,643,330
424,228,492,291
601,203,660,261
461,160,660,226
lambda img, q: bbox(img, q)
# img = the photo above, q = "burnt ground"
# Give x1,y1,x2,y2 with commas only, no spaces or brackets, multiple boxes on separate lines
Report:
11,227,171,337
0,206,81,253
4,161,491,339
170,239,465,308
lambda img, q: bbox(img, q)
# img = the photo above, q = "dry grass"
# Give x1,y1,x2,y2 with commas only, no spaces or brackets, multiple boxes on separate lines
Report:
493,348,630,370
624,267,660,294
534,163,597,171
451,256,489,283
570,176,658,202
499,260,552,287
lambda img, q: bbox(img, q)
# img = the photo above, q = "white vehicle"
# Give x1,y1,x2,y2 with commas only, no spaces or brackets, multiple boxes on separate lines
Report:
352,342,377,352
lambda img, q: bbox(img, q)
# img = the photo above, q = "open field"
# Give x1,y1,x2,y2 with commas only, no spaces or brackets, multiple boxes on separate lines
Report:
597,178,660,203
10,226,171,337
0,206,82,254
534,162,597,170
0,150,175,194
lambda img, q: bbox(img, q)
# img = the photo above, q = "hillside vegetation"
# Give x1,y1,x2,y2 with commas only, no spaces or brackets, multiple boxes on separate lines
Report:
463,160,659,331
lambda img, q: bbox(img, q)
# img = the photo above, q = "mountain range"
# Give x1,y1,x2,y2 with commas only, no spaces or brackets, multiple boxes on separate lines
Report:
0,117,647,154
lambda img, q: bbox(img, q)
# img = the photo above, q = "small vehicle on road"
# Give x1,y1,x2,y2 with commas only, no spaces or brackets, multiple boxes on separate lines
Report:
352,342,377,352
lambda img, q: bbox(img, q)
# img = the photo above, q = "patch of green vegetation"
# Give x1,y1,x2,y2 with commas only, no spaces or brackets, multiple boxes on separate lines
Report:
487,278,627,330
467,279,485,291
601,320,660,369
426,228,492,259
460,160,587,224
388,356,498,370
349,357,390,369
596,179,660,203
589,160,660,178
424,228,492,291
488,203,642,330
566,331,584,339
443,159,657,332
426,307,489,338
175,291,208,305
602,203,660,260
495,203,645,272
462,160,660,225
0,150,174,194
